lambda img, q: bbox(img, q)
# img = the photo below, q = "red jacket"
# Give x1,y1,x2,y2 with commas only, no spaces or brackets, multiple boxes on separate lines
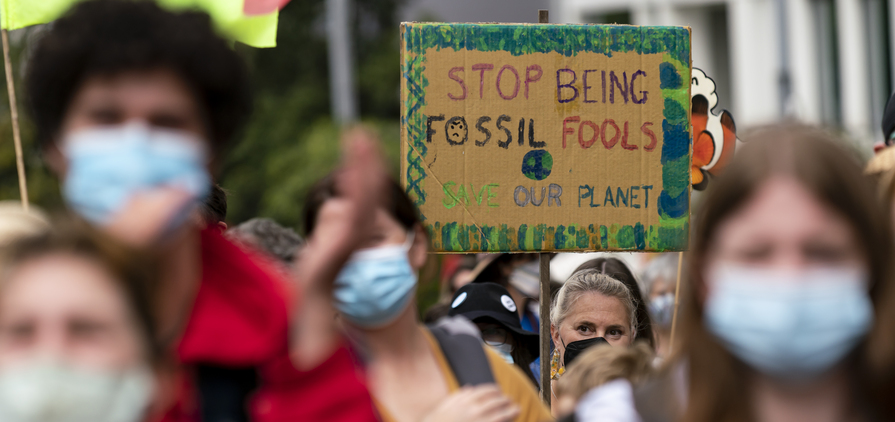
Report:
160,228,377,422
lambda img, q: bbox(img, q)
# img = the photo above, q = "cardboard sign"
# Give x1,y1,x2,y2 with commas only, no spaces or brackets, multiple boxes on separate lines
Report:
401,23,691,253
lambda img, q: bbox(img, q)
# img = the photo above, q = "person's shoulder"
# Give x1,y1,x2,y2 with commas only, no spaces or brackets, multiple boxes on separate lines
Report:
200,227,291,292
484,347,553,422
178,228,291,364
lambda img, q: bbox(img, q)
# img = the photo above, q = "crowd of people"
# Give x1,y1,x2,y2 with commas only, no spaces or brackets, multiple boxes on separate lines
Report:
4,1,895,422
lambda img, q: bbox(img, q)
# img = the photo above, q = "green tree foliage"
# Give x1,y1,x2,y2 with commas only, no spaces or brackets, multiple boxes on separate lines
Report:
220,0,404,232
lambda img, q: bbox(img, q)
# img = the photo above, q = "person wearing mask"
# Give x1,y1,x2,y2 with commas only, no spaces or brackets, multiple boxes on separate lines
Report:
639,255,679,358
299,175,552,422
25,2,377,421
0,223,161,422
640,124,895,422
470,254,542,331
550,269,639,412
448,282,541,386
469,255,547,380
572,258,655,351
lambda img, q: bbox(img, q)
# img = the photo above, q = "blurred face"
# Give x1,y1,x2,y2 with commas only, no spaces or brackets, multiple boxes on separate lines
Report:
551,292,633,364
316,202,429,331
354,208,427,271
47,68,209,175
697,177,874,379
475,321,516,349
46,69,214,244
648,277,674,300
0,254,146,371
703,177,866,295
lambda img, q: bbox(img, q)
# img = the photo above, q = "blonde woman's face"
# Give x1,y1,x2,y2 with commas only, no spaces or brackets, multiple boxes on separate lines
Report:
551,292,633,363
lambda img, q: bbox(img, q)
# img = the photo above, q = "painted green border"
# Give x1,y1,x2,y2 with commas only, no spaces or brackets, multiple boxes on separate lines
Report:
401,23,691,252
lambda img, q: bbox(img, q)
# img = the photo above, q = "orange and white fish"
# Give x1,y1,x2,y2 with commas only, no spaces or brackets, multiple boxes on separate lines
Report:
691,68,738,190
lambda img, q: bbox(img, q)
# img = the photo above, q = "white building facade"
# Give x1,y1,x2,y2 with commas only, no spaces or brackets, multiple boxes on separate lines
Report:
554,0,893,145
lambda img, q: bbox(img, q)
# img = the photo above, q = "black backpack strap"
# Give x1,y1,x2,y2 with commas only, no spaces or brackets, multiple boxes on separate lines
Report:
195,364,258,422
428,316,495,386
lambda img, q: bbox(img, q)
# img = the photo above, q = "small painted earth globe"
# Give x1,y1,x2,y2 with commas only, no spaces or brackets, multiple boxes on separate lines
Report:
521,149,552,181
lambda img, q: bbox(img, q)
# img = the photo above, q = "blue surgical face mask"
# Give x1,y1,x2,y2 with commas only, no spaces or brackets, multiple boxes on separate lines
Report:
704,264,872,380
485,341,514,364
649,293,675,329
333,233,417,329
61,123,211,224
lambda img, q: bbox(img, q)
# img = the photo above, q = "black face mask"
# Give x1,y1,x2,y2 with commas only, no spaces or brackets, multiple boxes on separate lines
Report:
562,337,609,368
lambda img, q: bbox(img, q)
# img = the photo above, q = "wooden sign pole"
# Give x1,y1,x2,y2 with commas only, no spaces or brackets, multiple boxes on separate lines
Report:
668,251,684,351
539,251,551,404
537,11,552,406
1,29,29,211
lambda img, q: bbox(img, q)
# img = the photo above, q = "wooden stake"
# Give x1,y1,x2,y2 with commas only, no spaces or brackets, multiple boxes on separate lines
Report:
1,29,28,211
668,251,684,352
537,9,551,406
538,253,551,404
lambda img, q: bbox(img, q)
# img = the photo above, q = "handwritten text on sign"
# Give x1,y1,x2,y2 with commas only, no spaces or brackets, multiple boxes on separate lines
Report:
401,24,691,252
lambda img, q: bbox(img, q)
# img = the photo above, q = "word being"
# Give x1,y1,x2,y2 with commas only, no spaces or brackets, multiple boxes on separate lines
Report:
561,117,658,151
443,182,499,209
514,184,562,207
556,69,648,104
578,185,654,208
447,64,543,100
427,114,546,149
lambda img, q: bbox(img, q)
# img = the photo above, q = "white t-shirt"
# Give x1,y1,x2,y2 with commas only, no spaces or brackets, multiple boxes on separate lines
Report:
575,379,643,422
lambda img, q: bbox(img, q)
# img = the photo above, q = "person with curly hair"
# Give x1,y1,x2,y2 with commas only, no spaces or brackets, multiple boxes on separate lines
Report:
25,2,378,421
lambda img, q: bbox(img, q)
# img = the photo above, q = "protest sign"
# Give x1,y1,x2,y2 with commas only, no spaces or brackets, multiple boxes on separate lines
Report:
401,23,691,253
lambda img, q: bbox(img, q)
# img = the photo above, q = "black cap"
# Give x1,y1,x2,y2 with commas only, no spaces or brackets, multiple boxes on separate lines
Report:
448,282,540,358
883,91,895,144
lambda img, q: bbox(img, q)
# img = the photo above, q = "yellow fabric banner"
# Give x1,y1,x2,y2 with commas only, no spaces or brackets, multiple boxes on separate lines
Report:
0,0,278,48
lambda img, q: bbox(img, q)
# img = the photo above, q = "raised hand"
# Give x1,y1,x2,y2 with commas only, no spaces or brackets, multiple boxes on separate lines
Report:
292,125,391,368
313,126,389,268
104,186,196,247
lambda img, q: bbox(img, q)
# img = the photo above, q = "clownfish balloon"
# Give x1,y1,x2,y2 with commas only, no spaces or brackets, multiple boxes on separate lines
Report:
691,68,738,190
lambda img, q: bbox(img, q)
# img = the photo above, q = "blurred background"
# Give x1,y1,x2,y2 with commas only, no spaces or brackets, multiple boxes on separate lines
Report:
0,0,890,309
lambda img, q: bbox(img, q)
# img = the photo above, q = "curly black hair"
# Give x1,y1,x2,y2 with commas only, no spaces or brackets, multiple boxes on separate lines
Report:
25,0,252,152
200,183,228,225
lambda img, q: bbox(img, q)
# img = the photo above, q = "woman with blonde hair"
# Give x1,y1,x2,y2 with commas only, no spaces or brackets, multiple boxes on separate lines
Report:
550,270,639,400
